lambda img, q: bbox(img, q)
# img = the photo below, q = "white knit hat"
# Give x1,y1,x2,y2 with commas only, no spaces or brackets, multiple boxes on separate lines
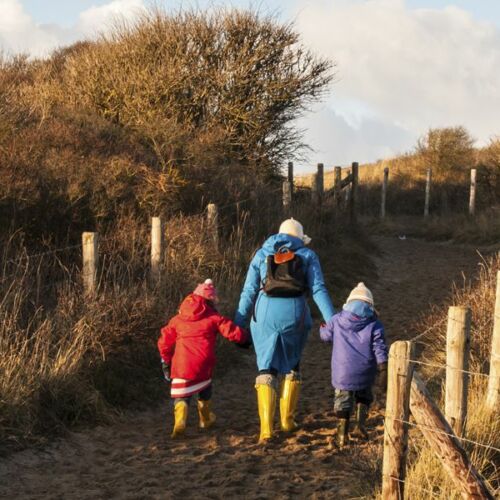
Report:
279,218,311,245
346,282,374,306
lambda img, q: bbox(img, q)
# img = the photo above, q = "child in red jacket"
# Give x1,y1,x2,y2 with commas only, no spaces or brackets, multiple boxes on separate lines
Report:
158,279,249,438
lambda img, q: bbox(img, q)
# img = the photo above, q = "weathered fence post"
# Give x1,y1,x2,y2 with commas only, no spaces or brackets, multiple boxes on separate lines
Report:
282,180,292,213
445,306,471,437
487,271,500,411
151,216,164,283
334,166,342,209
207,203,219,248
469,168,477,216
410,373,494,500
381,166,389,219
382,340,415,500
82,232,98,296
350,162,359,223
287,161,294,192
424,168,432,217
312,163,324,205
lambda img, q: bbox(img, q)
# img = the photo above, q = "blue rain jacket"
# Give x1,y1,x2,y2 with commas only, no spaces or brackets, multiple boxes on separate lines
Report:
235,233,335,373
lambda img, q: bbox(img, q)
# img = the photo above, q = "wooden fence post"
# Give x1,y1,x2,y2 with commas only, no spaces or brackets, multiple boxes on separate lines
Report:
151,216,164,282
312,163,324,205
381,167,389,219
282,180,292,213
424,168,432,217
469,168,477,216
382,340,415,500
207,203,219,248
445,306,471,437
350,162,359,223
487,271,500,411
334,166,342,209
288,162,294,192
82,232,98,296
410,373,494,500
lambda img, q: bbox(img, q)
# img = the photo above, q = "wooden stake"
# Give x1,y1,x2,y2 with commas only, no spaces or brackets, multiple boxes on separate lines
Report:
282,180,292,213
350,162,359,223
410,373,494,500
82,232,98,296
151,216,164,282
381,167,389,218
445,306,471,437
487,271,500,411
207,203,219,248
334,166,342,209
469,168,477,216
287,162,294,191
382,340,415,500
312,163,324,204
424,168,432,217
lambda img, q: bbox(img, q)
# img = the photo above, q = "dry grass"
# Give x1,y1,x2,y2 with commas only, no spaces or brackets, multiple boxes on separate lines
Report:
400,254,500,498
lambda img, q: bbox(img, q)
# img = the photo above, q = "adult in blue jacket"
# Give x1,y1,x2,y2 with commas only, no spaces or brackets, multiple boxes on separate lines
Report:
235,218,335,442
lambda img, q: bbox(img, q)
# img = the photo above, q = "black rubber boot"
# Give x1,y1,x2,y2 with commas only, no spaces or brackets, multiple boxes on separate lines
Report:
337,418,349,448
352,403,369,440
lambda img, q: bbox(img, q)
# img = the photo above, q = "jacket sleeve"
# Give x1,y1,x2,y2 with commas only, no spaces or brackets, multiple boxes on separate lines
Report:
234,251,262,328
217,315,249,344
319,316,335,343
372,321,388,365
306,251,335,322
157,321,177,365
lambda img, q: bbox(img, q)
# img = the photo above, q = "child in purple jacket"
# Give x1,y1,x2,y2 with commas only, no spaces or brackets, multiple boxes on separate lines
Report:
320,282,388,448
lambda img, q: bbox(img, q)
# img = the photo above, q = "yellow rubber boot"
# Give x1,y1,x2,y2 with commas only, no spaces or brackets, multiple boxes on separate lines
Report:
171,400,188,438
280,378,301,432
255,383,277,442
197,399,216,429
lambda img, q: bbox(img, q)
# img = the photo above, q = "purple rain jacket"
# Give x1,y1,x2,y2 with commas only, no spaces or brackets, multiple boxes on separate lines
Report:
320,309,388,391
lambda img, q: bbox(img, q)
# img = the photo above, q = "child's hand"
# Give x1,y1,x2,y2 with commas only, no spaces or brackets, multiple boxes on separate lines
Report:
161,361,171,382
376,362,388,392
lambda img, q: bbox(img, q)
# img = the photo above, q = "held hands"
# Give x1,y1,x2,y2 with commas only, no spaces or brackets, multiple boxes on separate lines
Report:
161,361,171,382
236,330,253,350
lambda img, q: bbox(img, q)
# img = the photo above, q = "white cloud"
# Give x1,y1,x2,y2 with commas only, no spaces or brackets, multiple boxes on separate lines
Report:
0,0,146,58
295,0,500,167
77,0,146,37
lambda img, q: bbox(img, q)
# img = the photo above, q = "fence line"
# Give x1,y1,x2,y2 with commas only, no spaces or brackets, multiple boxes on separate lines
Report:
395,418,500,454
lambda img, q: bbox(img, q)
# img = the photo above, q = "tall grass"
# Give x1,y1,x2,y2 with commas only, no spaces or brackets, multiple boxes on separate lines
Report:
402,254,500,498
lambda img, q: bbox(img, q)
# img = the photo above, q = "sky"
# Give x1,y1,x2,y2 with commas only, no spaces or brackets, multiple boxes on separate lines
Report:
1,0,499,173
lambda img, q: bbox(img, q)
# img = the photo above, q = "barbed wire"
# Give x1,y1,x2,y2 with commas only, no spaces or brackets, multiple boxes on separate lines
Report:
394,418,500,454
409,357,490,378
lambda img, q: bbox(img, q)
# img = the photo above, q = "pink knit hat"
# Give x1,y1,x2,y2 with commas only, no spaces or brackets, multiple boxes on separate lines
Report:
193,279,218,302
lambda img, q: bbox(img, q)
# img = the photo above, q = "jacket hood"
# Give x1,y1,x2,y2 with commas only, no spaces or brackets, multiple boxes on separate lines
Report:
179,293,211,321
262,233,305,255
337,309,374,331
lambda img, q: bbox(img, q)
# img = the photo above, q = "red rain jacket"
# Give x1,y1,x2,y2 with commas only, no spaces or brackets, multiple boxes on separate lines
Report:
158,294,248,382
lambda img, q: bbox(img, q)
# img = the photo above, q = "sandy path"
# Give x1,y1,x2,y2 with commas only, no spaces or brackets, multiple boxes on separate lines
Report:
0,237,483,499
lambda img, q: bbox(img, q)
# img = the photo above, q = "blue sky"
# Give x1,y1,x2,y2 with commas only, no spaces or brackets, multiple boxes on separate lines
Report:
21,0,500,27
2,1,500,172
